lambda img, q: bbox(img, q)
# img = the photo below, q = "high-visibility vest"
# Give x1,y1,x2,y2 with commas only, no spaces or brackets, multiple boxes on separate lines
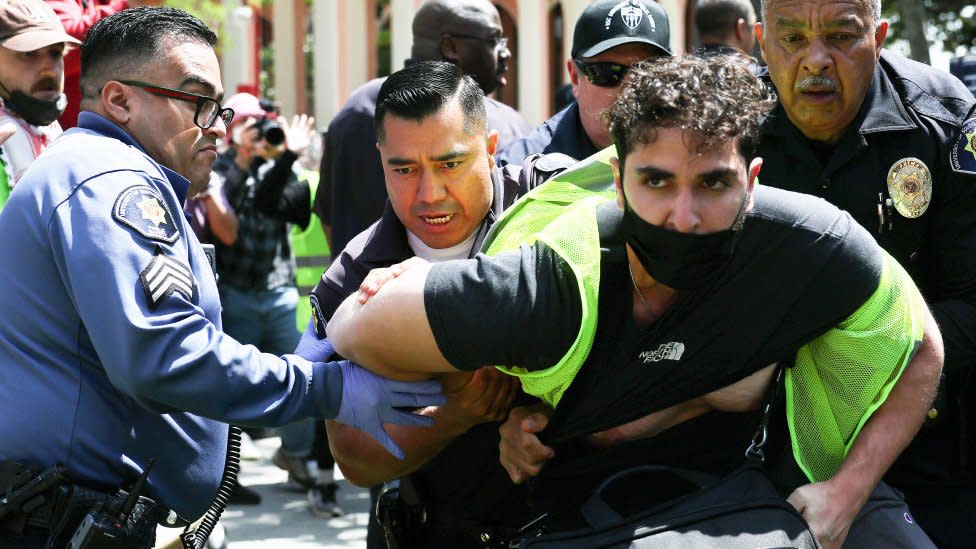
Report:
480,147,923,483
482,149,617,408
291,169,331,331
0,153,9,213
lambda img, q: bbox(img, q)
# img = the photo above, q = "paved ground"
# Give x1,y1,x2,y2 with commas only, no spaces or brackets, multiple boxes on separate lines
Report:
156,435,369,548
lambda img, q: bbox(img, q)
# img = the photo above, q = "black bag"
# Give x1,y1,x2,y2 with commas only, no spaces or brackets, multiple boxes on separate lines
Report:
519,365,820,549
520,462,818,548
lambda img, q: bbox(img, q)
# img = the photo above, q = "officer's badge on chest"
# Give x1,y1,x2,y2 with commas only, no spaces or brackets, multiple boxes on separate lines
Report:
113,185,180,243
887,157,932,218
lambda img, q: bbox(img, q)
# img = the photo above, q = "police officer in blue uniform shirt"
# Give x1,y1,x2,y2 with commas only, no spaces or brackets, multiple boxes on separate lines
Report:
755,1,976,547
0,8,442,547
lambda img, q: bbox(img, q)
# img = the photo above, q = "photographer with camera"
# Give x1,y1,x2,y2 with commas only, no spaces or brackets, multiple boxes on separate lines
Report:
212,93,320,499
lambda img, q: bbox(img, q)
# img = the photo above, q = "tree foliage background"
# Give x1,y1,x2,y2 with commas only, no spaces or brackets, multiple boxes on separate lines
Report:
883,0,975,64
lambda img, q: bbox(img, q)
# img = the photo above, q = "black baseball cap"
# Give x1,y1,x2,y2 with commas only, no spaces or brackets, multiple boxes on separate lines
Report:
572,0,672,60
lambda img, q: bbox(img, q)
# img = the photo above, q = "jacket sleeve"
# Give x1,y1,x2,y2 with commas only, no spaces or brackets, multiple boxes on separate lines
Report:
252,151,312,228
47,170,342,425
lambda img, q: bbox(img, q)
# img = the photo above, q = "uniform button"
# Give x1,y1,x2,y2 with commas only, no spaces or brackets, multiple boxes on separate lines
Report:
480,531,491,543
928,408,939,420
821,178,829,190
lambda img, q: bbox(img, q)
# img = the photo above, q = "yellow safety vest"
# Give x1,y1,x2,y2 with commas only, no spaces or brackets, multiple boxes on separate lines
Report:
481,147,924,483
291,170,331,331
0,154,9,213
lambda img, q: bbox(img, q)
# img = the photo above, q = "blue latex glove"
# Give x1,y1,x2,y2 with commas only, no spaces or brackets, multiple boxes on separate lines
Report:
336,360,446,460
295,318,335,362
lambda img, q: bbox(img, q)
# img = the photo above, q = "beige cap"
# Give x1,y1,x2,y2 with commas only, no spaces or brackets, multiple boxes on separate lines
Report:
0,0,80,52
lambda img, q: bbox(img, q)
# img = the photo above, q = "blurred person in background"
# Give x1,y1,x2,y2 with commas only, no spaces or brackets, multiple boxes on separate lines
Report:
693,0,757,57
212,92,319,503
496,0,671,168
48,0,163,129
0,0,79,210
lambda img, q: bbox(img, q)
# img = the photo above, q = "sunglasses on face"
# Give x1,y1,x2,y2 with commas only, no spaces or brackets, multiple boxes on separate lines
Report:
573,59,632,87
118,80,234,130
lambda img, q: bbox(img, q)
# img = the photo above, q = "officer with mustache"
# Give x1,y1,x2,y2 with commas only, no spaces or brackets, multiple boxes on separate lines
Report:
754,2,976,546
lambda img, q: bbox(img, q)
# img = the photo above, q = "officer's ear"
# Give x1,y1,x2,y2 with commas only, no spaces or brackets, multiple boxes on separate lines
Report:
101,80,132,125
440,35,461,64
567,58,582,99
873,20,888,58
486,129,498,170
755,22,766,63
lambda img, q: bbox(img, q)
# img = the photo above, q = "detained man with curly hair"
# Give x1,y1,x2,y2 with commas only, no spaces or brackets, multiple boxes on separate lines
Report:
319,55,943,549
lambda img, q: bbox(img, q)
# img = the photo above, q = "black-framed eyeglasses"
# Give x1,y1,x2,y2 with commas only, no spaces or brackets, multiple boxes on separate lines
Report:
442,32,509,51
118,80,234,129
573,59,631,88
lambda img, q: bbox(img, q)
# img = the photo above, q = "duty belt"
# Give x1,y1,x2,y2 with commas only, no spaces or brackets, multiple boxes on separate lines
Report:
0,463,170,546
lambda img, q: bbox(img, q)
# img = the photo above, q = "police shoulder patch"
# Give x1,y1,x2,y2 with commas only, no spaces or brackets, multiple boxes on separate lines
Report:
950,117,976,175
140,247,195,309
309,293,328,338
113,186,179,243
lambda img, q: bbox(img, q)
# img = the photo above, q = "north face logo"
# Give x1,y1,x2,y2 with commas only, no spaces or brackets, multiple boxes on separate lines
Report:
639,342,685,363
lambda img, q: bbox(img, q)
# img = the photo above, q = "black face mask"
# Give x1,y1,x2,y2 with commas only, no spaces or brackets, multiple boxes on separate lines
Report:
620,193,748,291
3,89,67,126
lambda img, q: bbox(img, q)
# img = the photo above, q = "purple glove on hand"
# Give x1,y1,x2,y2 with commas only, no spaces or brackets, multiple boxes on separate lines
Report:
335,360,445,460
295,318,336,362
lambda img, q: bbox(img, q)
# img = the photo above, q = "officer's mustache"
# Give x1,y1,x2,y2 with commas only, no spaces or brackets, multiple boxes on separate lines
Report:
796,75,837,92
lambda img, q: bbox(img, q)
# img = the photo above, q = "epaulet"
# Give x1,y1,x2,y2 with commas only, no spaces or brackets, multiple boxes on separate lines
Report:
521,152,577,189
880,50,975,124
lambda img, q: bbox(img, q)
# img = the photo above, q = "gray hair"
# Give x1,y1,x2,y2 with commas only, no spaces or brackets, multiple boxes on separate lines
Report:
761,0,882,29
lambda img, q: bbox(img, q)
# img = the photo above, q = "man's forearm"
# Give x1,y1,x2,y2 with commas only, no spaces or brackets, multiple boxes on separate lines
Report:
328,261,459,378
827,307,944,509
202,195,238,245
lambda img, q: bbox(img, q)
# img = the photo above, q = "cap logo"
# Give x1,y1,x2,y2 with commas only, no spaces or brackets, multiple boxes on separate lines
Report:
606,0,654,31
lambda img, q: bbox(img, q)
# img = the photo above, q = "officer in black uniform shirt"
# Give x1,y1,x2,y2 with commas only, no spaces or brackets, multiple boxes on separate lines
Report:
310,61,571,548
755,2,976,546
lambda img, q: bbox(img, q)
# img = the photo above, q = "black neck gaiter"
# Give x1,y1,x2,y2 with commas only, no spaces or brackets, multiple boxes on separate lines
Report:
620,192,748,291
1,81,66,126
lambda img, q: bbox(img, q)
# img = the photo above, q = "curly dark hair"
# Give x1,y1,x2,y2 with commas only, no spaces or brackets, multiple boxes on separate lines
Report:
605,54,777,168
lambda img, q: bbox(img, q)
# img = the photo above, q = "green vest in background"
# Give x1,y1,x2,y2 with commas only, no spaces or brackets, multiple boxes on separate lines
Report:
291,169,331,331
0,156,9,213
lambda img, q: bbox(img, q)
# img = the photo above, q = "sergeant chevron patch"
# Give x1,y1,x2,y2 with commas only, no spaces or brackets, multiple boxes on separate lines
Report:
140,248,195,308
